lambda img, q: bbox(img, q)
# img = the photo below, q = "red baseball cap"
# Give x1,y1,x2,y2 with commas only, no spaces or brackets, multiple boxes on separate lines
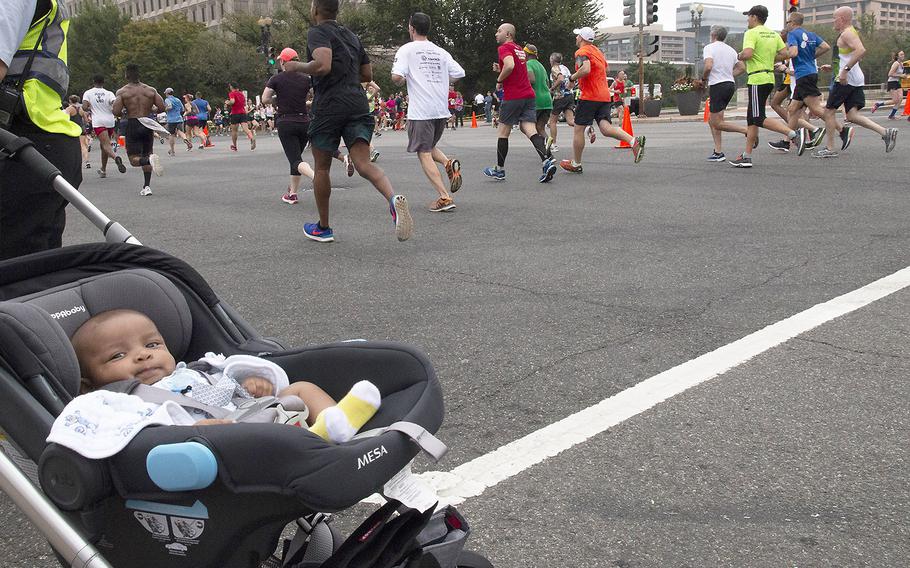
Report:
278,48,298,62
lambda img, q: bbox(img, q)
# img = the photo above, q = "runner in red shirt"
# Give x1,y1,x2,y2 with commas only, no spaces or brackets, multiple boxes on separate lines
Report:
224,82,256,151
560,27,645,174
482,22,557,184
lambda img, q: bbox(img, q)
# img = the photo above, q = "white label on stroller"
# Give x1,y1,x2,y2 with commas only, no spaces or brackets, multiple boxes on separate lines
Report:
171,517,205,542
383,465,438,512
133,512,170,537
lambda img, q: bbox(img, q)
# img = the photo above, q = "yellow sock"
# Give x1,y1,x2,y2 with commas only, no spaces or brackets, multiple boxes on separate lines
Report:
309,380,381,443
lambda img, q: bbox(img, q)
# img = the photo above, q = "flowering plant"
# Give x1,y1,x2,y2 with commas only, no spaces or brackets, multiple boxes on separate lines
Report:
671,77,697,93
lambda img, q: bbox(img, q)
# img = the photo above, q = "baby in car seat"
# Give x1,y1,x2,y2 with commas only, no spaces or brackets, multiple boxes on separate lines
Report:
70,308,380,444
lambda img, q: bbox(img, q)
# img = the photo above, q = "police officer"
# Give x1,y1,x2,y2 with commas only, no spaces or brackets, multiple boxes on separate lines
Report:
0,0,82,260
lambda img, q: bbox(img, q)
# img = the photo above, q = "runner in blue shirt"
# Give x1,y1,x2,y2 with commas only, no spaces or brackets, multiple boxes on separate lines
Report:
193,93,213,147
163,87,192,155
783,12,832,156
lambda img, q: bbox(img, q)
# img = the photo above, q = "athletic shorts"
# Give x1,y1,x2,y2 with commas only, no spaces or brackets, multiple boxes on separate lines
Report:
746,83,774,127
185,117,199,128
708,82,735,113
536,109,552,124
775,80,789,92
92,126,114,137
574,100,613,126
166,122,184,135
793,74,821,101
499,98,536,126
551,95,575,114
406,118,447,153
230,113,248,125
308,112,374,153
124,118,154,157
887,80,901,91
826,82,865,112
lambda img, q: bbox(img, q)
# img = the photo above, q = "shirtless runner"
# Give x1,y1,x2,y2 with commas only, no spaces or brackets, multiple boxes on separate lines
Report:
112,64,165,196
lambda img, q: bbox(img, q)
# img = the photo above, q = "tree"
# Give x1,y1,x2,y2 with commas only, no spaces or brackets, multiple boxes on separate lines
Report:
110,14,205,94
188,34,267,102
68,0,130,95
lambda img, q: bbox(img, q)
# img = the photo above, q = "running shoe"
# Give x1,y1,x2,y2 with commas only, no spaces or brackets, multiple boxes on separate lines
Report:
539,157,557,183
230,145,237,152
139,186,152,196
115,156,127,173
185,139,193,150
370,150,380,162
767,140,790,152
149,153,163,177
812,148,839,158
559,159,583,173
303,222,334,243
839,125,855,151
250,138,256,151
85,162,91,169
390,195,413,242
728,155,753,168
706,151,726,162
167,150,175,156
795,128,808,157
97,169,106,178
482,166,505,181
550,143,560,153
198,145,206,150
587,126,596,144
808,127,826,148
429,196,456,212
632,135,646,164
871,102,883,113
884,128,898,153
282,191,299,204
205,141,215,148
445,158,462,193
344,154,355,177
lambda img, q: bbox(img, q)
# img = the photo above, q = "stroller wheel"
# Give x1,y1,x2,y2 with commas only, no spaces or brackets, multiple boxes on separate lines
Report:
457,550,494,568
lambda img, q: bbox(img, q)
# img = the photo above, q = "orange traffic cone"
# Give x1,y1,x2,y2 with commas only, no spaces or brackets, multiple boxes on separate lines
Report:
703,98,711,122
118,135,125,147
471,112,478,128
614,105,633,149
903,93,910,116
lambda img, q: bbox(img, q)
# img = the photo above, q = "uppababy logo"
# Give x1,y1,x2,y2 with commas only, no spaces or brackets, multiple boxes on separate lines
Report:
357,445,388,470
49,305,87,320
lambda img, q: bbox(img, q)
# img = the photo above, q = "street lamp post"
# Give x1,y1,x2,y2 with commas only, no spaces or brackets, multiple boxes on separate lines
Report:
690,3,704,75
258,16,273,72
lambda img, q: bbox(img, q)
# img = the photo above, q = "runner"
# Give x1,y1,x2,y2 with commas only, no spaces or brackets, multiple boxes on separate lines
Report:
559,26,644,173
482,23,557,183
817,6,897,157
548,52,576,154
782,12,834,157
283,0,413,243
193,91,214,147
766,28,826,153
699,25,749,162
163,87,192,156
523,44,553,144
225,83,256,151
261,47,316,205
112,64,164,196
82,75,126,177
392,12,465,213
871,51,907,120
729,5,800,168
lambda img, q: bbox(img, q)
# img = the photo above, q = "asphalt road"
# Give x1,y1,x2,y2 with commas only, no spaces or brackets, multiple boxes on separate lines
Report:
2,116,909,567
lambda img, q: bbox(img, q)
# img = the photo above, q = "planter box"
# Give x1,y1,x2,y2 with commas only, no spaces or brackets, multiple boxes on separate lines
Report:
643,99,662,117
676,91,700,115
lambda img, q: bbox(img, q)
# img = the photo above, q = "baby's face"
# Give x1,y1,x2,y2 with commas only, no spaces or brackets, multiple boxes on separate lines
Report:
74,311,177,387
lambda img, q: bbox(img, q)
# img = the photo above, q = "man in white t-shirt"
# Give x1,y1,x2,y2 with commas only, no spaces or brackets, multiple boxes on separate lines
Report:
698,26,748,162
391,12,465,213
83,74,125,177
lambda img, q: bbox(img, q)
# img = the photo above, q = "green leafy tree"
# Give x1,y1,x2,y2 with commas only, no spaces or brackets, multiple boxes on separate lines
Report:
68,0,130,95
188,34,267,103
110,14,205,95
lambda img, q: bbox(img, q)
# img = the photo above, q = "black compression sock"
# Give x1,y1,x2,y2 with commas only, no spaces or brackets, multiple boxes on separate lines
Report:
497,138,509,168
530,134,548,160
143,170,152,186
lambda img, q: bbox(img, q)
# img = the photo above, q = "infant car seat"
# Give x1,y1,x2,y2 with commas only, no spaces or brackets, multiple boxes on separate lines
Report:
0,243,480,568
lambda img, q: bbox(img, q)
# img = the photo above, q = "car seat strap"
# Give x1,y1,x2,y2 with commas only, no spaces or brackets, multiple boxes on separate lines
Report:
385,422,448,462
130,384,232,419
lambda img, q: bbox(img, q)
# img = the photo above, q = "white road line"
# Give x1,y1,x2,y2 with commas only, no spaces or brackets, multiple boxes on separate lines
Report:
397,265,910,506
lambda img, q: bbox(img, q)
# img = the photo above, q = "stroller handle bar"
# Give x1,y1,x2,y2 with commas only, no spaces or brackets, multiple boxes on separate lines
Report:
0,128,141,246
0,450,113,568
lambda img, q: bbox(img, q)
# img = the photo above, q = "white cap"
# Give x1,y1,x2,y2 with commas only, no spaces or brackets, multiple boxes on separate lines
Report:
164,87,174,94
573,27,595,42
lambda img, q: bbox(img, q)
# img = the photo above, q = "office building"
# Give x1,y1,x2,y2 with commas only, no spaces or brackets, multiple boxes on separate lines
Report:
798,0,910,31
599,25,695,64
676,2,746,47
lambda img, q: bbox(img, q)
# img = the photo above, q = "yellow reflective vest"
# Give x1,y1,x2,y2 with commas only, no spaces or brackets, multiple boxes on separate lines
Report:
6,0,80,136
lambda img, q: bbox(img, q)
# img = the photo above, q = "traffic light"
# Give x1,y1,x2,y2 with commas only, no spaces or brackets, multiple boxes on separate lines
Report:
623,0,636,26
267,46,276,66
789,0,799,12
646,0,658,24
646,35,659,56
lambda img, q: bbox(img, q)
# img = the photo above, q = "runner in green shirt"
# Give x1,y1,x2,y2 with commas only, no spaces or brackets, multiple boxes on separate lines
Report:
729,5,798,168
524,44,554,151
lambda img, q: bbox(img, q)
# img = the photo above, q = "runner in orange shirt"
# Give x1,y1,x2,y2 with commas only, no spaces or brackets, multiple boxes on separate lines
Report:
560,27,645,173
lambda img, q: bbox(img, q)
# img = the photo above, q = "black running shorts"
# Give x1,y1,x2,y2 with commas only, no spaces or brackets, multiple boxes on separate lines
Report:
125,118,154,157
499,98,536,126
826,82,865,112
229,113,248,125
574,100,613,126
708,81,735,113
887,80,901,91
552,95,575,114
746,83,774,127
308,112,374,153
793,74,821,101
165,121,184,135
